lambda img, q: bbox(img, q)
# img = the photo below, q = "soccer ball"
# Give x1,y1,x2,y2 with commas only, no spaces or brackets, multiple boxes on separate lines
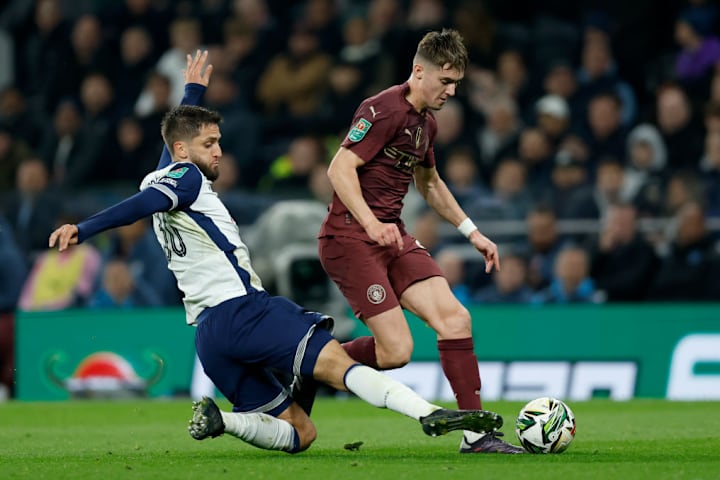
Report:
515,397,576,454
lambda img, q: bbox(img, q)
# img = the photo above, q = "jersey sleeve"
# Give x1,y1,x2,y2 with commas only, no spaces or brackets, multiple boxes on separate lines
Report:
156,83,207,170
76,188,173,243
146,162,202,210
341,100,399,163
422,114,438,168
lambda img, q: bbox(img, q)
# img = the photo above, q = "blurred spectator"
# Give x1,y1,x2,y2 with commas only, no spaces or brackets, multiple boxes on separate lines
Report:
19,222,102,311
221,19,266,110
0,28,13,93
473,251,532,304
77,72,117,184
211,153,275,225
229,0,283,58
39,98,100,190
699,131,720,217
101,219,181,306
432,97,476,171
435,248,473,305
88,258,162,308
19,0,70,112
337,14,393,96
654,82,704,172
648,202,720,300
523,206,563,292
0,124,33,191
575,34,637,127
664,169,705,217
113,26,156,115
441,145,487,210
533,245,603,304
541,59,579,119
534,94,571,146
311,60,366,137
565,156,626,220
451,0,497,68
0,86,45,147
134,72,172,136
621,123,668,218
107,0,171,55
0,214,27,400
673,6,720,102
495,48,535,116
2,157,62,262
258,135,326,198
302,0,343,56
589,202,659,301
410,209,444,256
540,151,592,219
256,22,331,130
466,157,531,226
475,95,522,177
202,71,260,182
136,18,203,114
517,127,555,198
0,214,27,312
56,14,114,102
106,116,160,186
575,91,628,170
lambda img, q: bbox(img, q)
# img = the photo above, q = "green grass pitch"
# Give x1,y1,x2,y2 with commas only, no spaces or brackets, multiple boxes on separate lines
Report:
1,398,719,479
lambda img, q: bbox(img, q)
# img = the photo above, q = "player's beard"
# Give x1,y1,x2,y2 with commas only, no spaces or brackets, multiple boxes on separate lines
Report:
190,153,219,181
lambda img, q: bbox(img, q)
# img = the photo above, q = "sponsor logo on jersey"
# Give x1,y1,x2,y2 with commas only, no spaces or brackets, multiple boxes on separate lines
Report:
348,118,372,142
367,284,386,304
158,177,178,187
167,166,189,179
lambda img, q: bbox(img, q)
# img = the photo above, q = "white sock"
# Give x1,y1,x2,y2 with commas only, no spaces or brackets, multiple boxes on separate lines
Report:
220,411,298,452
343,364,439,419
463,431,486,443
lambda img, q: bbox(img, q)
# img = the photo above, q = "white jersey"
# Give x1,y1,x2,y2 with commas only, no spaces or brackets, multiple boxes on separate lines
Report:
140,162,264,325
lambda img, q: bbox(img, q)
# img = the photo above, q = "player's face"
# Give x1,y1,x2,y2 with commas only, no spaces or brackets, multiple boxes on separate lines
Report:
420,62,463,111
188,123,222,181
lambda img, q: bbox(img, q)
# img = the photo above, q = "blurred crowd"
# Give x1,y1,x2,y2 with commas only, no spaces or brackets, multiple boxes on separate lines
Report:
1,0,720,325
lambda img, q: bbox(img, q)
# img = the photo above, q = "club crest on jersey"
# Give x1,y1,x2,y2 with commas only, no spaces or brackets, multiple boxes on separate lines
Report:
167,166,189,179
348,118,372,142
367,284,386,304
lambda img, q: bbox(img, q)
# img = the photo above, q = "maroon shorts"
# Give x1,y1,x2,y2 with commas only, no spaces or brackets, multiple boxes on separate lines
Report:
318,234,444,320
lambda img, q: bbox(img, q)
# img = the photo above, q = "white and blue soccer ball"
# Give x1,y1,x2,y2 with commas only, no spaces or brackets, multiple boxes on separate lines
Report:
515,396,576,454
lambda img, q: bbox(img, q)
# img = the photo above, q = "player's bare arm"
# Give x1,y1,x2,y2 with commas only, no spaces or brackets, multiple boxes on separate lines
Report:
183,49,213,86
327,147,404,250
413,166,501,273
48,224,79,252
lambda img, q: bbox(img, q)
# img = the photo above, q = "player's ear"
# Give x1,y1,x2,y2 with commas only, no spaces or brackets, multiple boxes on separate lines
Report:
413,63,424,80
173,141,188,159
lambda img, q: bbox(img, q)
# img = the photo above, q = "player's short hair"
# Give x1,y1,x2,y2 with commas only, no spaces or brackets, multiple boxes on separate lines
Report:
415,29,468,72
161,105,223,150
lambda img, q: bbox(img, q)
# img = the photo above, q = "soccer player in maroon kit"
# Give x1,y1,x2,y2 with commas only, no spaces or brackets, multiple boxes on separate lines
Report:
318,29,524,454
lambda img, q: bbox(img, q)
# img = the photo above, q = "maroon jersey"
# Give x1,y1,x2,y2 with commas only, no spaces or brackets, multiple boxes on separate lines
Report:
319,83,437,240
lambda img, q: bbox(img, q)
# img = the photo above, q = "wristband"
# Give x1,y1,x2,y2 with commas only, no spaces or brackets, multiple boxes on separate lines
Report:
457,218,478,238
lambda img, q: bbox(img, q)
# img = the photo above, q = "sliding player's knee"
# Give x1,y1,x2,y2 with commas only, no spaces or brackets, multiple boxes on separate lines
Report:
294,420,317,452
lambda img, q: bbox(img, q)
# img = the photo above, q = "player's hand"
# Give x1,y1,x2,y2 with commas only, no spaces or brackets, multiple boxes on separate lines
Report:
48,224,79,252
366,221,404,251
183,49,213,87
469,230,500,273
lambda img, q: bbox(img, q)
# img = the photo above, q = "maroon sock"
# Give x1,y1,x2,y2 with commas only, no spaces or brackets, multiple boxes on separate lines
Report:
438,337,482,409
342,336,380,369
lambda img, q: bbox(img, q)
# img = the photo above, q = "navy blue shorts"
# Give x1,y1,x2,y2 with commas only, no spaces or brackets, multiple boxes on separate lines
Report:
194,291,334,416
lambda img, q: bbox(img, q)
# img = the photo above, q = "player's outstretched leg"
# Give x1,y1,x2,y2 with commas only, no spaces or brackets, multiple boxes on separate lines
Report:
189,396,225,439
420,408,502,437
459,432,525,454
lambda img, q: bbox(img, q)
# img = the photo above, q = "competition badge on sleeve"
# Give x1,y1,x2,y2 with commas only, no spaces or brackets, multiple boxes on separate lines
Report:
347,118,372,142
